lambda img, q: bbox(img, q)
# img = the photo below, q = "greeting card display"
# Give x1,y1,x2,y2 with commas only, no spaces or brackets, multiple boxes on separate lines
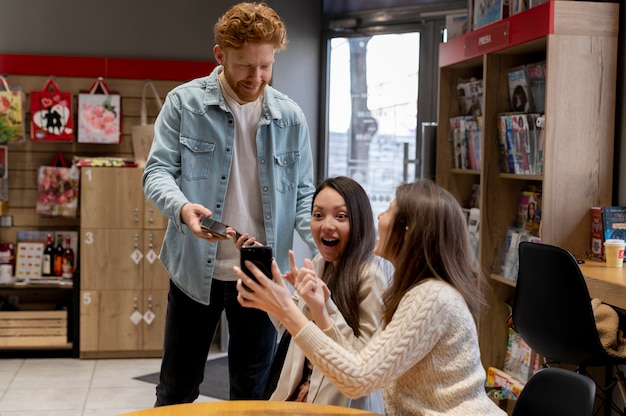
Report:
0,76,26,143
30,77,74,142
36,152,80,218
78,77,121,144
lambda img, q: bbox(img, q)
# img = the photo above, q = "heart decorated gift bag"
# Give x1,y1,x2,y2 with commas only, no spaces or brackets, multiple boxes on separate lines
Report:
132,80,163,167
0,76,26,143
30,77,74,142
36,152,80,217
78,77,121,144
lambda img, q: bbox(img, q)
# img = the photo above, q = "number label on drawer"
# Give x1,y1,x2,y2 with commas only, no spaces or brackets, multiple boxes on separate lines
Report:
82,292,92,305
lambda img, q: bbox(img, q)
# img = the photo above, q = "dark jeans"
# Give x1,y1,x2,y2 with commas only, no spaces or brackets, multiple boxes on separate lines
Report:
155,279,277,406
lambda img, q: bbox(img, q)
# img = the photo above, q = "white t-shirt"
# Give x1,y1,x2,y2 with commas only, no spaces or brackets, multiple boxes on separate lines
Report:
213,74,266,281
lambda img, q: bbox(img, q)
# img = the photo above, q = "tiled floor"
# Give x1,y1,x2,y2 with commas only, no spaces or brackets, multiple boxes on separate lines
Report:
0,352,227,416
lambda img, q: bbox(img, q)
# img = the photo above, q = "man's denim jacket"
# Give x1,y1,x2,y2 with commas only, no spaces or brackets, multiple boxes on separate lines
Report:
143,66,316,304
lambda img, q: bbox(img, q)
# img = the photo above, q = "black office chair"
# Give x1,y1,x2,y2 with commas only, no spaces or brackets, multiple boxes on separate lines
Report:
512,367,596,416
512,241,626,415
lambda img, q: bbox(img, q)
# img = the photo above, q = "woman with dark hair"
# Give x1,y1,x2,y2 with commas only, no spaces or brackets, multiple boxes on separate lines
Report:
236,179,505,416
267,176,391,413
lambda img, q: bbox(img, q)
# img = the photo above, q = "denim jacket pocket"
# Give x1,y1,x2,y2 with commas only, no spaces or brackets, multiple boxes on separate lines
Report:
180,136,215,180
274,150,300,193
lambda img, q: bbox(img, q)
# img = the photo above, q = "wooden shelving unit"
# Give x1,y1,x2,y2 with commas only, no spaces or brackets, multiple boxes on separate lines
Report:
436,1,618,372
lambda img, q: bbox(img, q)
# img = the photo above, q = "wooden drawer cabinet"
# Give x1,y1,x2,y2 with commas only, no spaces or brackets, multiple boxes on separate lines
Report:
79,167,169,358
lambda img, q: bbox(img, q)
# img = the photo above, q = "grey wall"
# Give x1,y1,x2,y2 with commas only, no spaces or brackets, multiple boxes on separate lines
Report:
1,0,232,60
0,0,321,153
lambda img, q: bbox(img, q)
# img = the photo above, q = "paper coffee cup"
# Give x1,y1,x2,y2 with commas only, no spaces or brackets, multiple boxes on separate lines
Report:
604,239,626,268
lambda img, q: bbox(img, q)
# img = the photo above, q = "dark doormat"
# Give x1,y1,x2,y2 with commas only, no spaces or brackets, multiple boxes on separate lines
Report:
134,356,229,401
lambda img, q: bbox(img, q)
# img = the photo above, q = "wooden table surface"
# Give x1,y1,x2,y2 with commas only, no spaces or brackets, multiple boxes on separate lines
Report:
119,401,380,416
580,261,626,309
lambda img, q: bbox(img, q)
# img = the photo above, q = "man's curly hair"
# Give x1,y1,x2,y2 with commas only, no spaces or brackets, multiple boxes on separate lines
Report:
214,2,288,50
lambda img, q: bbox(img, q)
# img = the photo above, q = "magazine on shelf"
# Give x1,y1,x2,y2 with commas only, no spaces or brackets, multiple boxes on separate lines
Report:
496,113,543,174
535,114,545,175
499,227,540,282
498,113,519,173
590,206,605,261
507,65,532,113
450,117,464,169
503,328,541,383
496,115,511,173
526,113,540,174
468,207,480,257
457,78,483,117
602,206,626,244
486,367,524,399
516,188,541,234
449,115,481,170
509,0,528,15
512,114,531,174
474,0,509,30
445,13,468,40
526,60,546,114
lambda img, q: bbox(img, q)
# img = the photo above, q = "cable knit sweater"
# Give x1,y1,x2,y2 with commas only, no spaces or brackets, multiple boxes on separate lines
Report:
293,279,506,416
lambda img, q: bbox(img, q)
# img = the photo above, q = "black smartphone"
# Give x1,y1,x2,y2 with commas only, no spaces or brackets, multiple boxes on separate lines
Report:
240,245,273,290
200,217,242,240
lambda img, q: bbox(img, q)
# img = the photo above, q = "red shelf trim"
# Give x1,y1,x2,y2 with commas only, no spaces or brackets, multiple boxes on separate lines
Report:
439,1,553,67
0,54,216,81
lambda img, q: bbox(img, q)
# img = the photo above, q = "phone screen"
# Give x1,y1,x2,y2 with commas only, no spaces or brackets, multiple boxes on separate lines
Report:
240,245,273,290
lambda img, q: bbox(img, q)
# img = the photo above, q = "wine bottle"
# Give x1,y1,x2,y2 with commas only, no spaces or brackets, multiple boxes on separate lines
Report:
42,233,54,276
53,234,64,277
61,234,75,280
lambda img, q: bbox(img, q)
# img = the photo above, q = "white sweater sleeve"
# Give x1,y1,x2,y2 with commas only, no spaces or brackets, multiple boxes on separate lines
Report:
293,280,450,399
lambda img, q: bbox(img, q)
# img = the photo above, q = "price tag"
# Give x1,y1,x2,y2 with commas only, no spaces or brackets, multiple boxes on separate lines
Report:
143,308,155,325
145,248,158,264
130,310,143,325
131,248,144,264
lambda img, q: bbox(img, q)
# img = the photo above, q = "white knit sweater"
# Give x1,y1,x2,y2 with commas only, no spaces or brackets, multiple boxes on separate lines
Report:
293,279,506,416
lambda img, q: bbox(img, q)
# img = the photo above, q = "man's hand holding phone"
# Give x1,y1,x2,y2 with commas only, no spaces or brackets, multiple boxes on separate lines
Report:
200,217,245,241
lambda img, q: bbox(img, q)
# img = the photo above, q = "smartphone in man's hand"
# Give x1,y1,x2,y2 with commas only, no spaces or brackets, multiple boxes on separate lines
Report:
200,217,242,239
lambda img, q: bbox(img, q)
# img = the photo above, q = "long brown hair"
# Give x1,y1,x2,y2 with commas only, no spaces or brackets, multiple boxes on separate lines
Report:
379,179,486,325
313,177,376,337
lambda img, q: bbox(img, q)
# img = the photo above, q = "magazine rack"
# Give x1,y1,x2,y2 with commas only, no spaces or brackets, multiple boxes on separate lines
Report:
435,0,619,373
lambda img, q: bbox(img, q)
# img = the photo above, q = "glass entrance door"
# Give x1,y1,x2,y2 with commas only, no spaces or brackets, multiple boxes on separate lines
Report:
326,32,424,218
